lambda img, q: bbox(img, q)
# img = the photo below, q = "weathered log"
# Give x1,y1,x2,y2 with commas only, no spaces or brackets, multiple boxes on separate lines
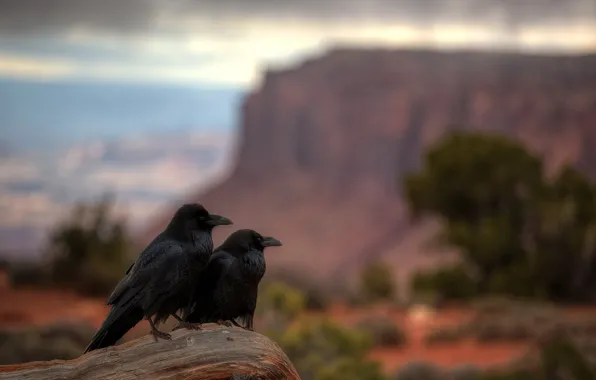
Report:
0,324,300,380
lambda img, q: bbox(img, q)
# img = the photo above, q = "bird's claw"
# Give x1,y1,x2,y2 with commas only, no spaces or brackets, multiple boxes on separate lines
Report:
150,329,172,342
173,322,203,331
216,319,234,328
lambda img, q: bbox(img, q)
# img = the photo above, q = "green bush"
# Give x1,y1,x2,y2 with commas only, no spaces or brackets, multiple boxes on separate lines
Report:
355,317,408,347
345,289,369,307
0,322,95,365
45,195,133,296
404,131,596,303
7,262,53,288
257,281,307,320
394,361,444,380
317,358,387,380
277,317,387,380
421,298,566,346
263,270,331,311
475,369,539,380
473,319,535,342
303,288,330,311
360,261,396,303
410,264,477,301
467,298,560,343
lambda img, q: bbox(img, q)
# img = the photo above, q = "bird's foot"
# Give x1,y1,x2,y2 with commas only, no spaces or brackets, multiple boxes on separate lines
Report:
150,329,172,342
172,321,203,331
216,319,234,328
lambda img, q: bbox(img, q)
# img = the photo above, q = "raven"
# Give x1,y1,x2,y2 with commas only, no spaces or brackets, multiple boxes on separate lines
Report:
84,203,232,353
179,229,282,331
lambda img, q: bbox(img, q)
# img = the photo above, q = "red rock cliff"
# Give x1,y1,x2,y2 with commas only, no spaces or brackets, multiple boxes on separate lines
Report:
144,48,596,283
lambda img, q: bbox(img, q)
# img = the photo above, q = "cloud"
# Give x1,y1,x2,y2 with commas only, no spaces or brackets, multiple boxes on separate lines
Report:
0,0,156,37
0,0,594,36
0,129,236,248
0,1,593,86
0,191,61,228
0,52,75,80
0,50,250,84
2,20,595,86
0,158,40,182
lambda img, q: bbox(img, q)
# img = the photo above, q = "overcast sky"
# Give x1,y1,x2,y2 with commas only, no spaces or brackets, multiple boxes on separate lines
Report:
0,0,595,86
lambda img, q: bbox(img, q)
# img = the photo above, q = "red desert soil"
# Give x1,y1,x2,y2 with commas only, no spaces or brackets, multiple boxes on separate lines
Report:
0,288,580,372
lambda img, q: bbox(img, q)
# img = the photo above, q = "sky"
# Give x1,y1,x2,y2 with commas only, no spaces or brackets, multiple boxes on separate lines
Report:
0,0,595,254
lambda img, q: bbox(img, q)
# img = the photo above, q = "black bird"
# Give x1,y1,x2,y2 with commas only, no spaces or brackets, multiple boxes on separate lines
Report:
180,229,282,331
83,203,232,353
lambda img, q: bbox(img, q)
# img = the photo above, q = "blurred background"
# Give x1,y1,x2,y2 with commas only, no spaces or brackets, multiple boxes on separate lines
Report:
1,0,596,379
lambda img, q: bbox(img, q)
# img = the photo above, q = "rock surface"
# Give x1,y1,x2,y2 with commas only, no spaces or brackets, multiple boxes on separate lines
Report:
142,48,596,284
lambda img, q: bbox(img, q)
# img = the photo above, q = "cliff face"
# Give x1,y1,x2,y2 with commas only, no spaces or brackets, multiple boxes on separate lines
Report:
143,49,596,283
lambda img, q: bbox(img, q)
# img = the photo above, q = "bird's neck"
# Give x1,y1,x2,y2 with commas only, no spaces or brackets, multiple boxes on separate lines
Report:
241,250,266,281
190,229,214,253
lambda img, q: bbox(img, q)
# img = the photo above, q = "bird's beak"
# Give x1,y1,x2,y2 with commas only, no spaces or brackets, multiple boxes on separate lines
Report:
261,236,282,247
207,214,233,226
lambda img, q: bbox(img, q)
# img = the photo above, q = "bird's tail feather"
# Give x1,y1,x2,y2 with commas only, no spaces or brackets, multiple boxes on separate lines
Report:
84,305,144,354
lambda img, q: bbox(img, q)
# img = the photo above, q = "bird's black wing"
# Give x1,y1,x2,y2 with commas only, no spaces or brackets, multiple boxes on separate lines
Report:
107,238,173,306
125,262,134,275
139,246,196,318
119,243,183,309
184,250,235,322
85,242,182,353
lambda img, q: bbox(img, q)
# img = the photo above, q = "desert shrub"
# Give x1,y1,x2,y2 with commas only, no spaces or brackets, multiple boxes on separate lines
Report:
446,364,482,380
476,370,540,380
404,131,596,303
394,361,444,380
473,319,535,342
566,318,596,338
46,195,133,296
471,297,531,315
360,260,396,302
257,282,308,338
257,281,306,320
538,331,596,379
277,317,386,380
424,327,467,345
344,289,369,307
355,317,407,347
7,262,54,288
467,298,560,343
410,264,477,301
303,289,330,311
317,358,388,380
421,298,565,346
405,291,445,310
0,321,95,365
263,270,331,311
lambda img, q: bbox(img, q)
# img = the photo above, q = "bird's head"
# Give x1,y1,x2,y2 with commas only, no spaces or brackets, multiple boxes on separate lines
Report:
172,203,233,230
219,229,282,254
